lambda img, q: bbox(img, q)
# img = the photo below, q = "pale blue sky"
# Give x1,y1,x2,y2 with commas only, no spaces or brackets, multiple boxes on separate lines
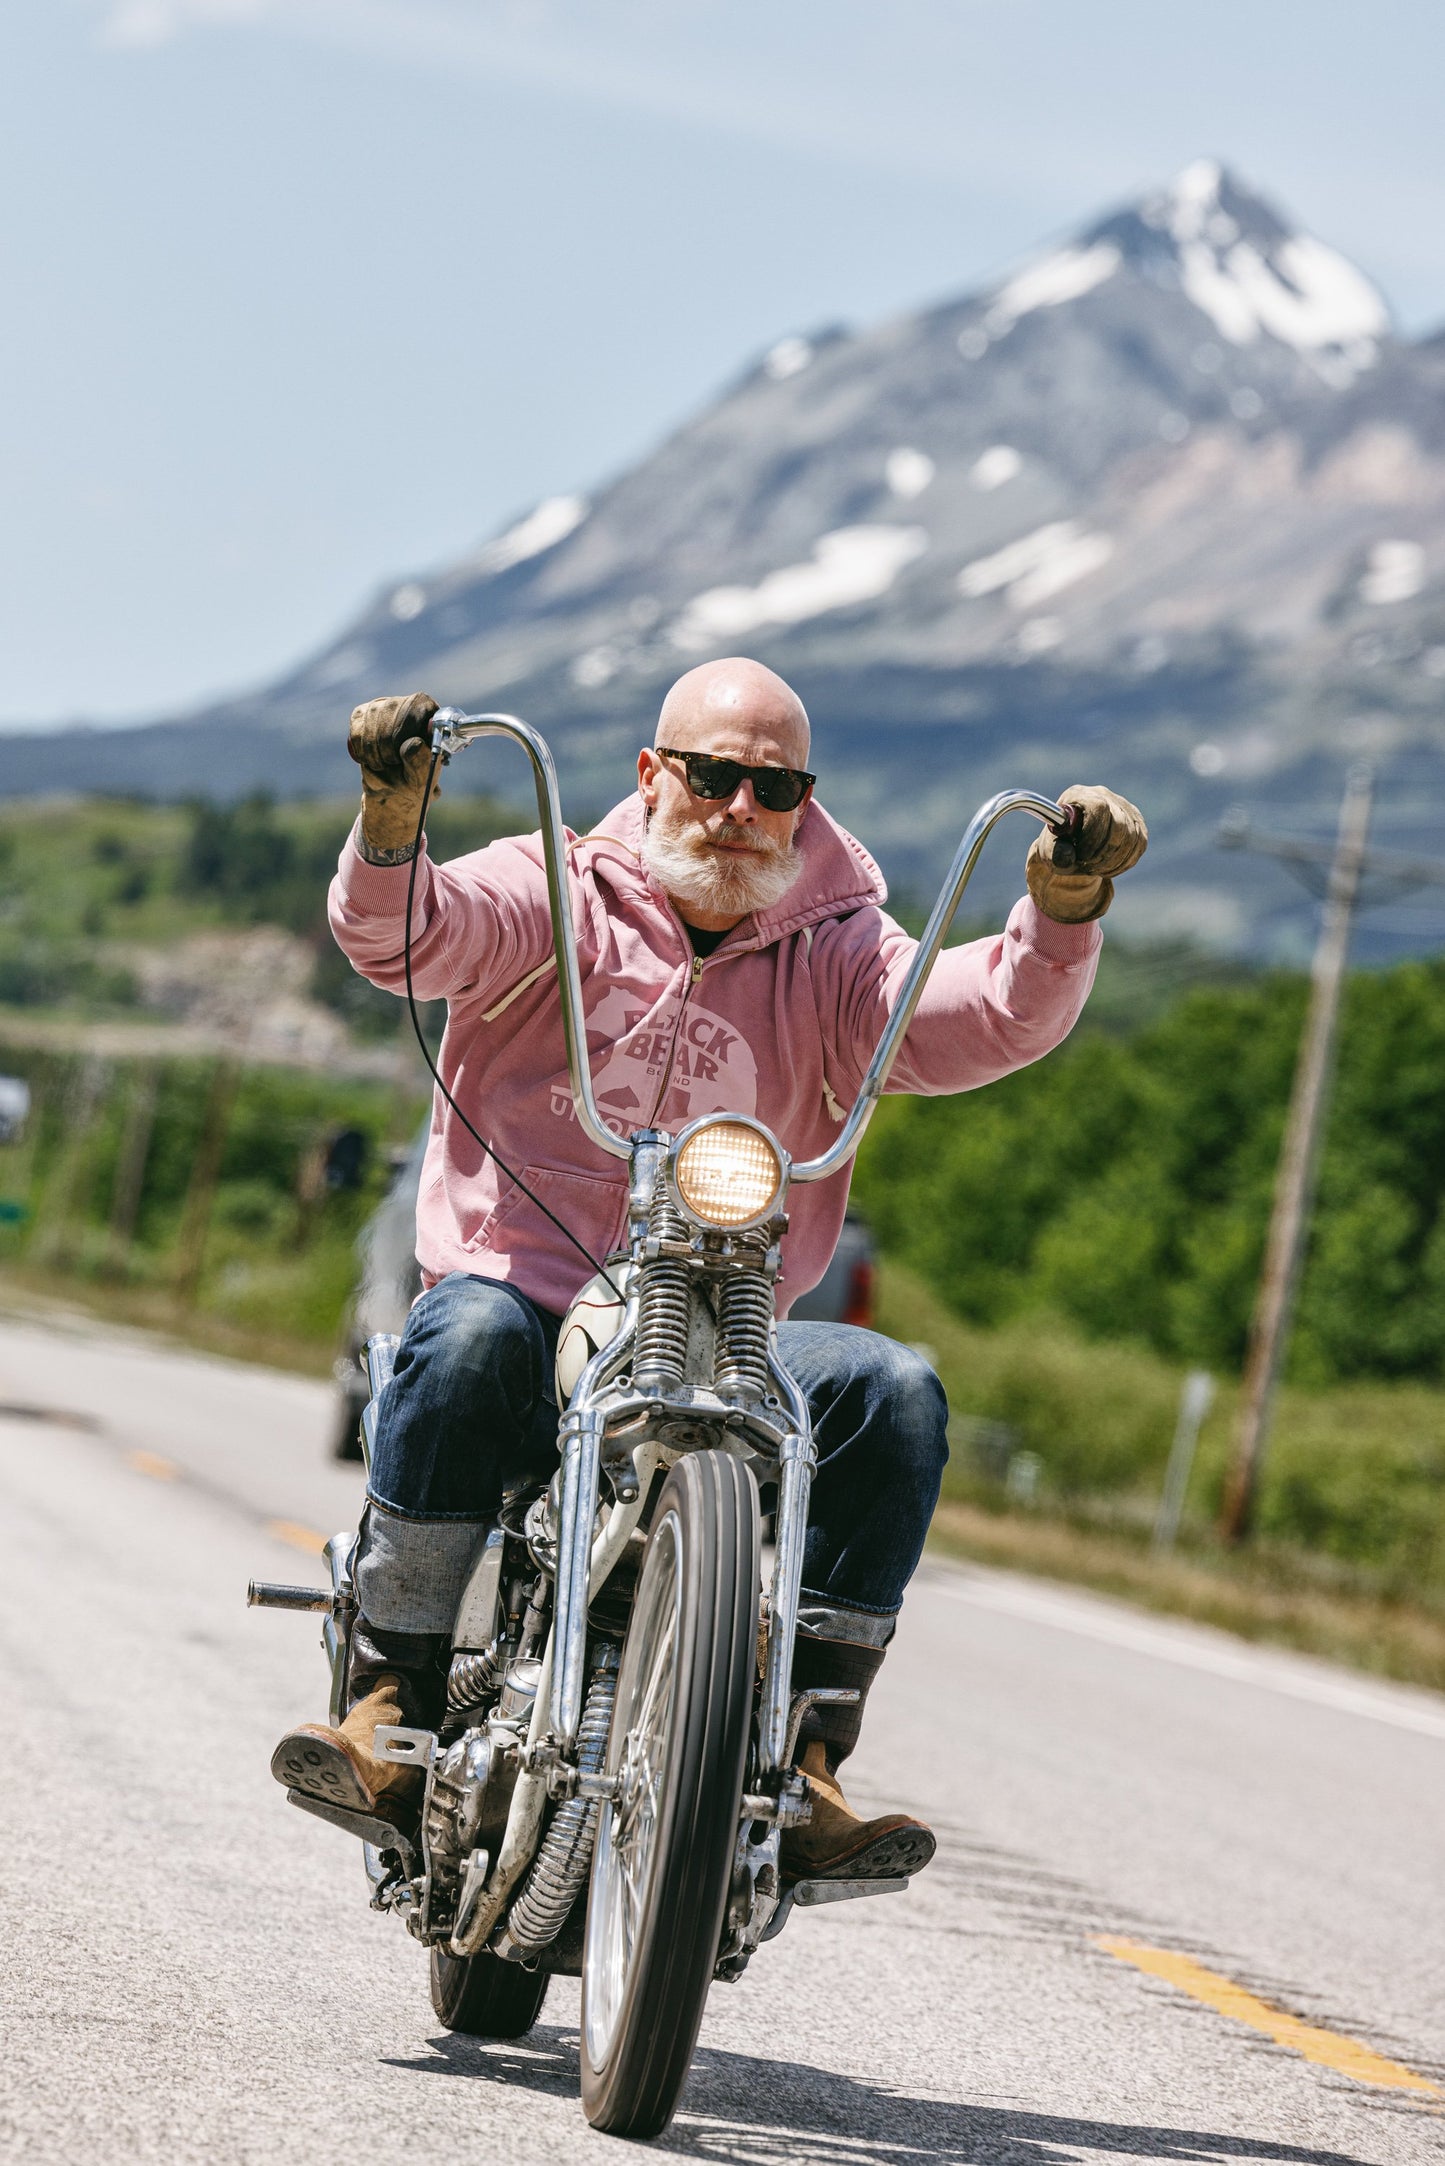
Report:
4,0,1443,725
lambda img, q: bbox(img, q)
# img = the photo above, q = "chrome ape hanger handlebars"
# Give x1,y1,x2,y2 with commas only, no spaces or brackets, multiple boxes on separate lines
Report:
431,709,630,1164
794,782,1070,1181
429,707,1068,1180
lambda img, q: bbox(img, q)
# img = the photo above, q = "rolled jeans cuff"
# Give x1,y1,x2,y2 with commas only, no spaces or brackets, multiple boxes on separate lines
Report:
354,1500,488,1635
795,1595,898,1650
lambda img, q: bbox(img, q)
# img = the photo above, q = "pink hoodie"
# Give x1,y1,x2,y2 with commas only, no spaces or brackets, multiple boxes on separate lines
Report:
329,794,1101,1318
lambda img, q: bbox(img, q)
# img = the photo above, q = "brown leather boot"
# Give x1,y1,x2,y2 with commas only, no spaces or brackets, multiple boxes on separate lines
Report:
271,1673,422,1821
271,1622,447,1826
781,1739,936,1882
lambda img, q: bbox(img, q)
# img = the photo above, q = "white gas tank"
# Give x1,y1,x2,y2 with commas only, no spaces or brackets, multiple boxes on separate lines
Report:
555,1263,634,1406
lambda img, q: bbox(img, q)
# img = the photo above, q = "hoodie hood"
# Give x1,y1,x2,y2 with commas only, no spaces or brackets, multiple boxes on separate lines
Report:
586,789,887,949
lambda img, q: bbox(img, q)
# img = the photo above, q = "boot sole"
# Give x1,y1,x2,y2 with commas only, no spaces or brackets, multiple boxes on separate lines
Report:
270,1725,412,1820
783,1819,937,1884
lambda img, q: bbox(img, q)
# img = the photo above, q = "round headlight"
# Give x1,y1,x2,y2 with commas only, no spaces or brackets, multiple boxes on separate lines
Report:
673,1118,785,1230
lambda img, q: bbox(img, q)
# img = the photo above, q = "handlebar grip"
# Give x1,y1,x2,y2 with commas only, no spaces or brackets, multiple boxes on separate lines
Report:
406,703,437,755
1049,802,1082,869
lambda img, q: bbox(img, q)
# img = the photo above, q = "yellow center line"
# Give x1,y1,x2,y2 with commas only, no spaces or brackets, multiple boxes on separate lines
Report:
1096,1936,1442,2100
266,1519,330,1556
126,1449,179,1481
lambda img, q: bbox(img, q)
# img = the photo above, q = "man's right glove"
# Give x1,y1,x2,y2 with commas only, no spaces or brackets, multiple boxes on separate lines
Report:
1025,782,1148,923
348,692,440,857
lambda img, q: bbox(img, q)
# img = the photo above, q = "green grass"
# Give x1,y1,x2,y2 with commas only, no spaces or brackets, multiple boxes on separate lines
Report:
877,1260,1445,1687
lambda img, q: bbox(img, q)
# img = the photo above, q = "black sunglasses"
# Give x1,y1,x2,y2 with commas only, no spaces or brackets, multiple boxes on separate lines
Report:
656,746,815,814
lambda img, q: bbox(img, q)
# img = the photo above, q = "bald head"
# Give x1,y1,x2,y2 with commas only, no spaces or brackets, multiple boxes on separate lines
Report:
638,658,813,930
655,658,810,771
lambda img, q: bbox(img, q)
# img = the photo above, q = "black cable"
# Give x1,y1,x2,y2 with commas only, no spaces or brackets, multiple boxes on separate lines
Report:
401,743,625,1298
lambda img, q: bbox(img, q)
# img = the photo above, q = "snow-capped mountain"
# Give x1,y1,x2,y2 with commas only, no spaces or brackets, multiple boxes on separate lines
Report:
11,161,1445,959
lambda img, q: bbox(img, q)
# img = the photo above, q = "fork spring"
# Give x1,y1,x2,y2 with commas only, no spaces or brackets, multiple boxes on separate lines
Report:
715,1268,773,1402
633,1189,691,1387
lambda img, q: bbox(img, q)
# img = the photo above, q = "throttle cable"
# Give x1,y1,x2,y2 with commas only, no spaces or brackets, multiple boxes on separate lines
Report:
401,743,625,1298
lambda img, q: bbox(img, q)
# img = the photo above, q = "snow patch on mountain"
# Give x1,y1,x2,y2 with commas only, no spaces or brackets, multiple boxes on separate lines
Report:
971,445,1022,491
886,447,935,499
958,522,1114,610
309,642,371,688
1360,541,1425,605
1158,160,1387,362
671,526,928,649
985,243,1121,336
1236,236,1386,353
471,494,588,578
764,336,813,381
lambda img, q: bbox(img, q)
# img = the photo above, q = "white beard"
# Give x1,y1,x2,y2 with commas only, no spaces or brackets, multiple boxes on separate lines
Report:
643,800,804,921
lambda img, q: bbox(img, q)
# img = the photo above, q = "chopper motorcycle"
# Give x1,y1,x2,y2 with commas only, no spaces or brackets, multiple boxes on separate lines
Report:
250,708,1078,2139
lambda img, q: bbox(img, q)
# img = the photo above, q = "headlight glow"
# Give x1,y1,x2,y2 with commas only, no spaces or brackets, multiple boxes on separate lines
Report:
673,1119,784,1229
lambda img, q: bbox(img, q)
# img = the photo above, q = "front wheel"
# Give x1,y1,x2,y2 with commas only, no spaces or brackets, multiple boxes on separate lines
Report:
429,1947,549,2038
580,1449,760,2137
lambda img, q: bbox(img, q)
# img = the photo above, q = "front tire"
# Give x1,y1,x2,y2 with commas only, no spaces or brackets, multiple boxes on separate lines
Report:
580,1449,759,2137
429,1947,549,2038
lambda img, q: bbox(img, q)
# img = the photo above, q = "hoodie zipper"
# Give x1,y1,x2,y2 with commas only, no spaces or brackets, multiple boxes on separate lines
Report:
645,930,716,1125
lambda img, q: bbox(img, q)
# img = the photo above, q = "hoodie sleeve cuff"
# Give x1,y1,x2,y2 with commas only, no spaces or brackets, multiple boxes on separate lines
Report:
334,823,432,915
1007,893,1103,965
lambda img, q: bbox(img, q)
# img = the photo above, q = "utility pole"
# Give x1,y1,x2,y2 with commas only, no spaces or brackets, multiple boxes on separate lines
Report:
1220,767,1375,1543
1214,768,1445,1539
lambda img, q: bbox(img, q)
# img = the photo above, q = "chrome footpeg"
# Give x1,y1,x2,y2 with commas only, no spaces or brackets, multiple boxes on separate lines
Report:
792,1875,907,1905
248,1581,331,1612
286,1787,419,1862
760,1874,908,1942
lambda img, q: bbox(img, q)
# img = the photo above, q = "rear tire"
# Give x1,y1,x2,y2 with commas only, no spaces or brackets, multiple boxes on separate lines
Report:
580,1449,759,2137
429,1947,549,2038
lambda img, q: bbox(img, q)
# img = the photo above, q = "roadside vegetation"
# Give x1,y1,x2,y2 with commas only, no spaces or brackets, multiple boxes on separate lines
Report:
0,791,516,1038
853,957,1445,1386
851,959,1445,1688
0,1040,426,1370
878,1262,1445,1691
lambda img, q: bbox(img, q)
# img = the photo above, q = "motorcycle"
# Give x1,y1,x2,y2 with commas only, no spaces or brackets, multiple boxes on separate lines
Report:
250,709,1075,2139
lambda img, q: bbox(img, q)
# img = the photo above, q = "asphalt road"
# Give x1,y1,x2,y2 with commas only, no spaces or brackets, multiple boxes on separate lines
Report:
2,1304,1442,2165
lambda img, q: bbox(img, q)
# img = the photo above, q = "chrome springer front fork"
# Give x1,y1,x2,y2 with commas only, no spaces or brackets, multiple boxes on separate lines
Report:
549,1297,638,1754
546,1129,814,1789
552,1398,606,1750
758,1354,816,1778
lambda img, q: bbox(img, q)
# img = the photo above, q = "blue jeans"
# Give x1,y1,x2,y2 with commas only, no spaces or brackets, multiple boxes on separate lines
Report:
357,1272,948,1641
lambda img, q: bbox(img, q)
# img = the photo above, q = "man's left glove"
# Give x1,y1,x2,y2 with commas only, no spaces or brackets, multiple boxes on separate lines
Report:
1025,783,1147,924
348,692,440,857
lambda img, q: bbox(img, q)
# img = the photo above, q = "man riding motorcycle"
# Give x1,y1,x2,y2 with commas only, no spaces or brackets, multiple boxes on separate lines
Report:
272,657,1146,1880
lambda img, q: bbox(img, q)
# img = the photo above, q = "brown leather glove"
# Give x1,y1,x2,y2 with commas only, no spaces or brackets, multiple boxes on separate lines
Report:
1025,783,1148,923
348,693,440,856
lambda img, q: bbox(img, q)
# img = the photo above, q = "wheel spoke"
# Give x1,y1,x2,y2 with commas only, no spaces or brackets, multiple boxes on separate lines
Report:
583,1508,685,2073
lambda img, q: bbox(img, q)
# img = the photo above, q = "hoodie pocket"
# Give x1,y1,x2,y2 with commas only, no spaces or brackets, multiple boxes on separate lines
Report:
462,1162,626,1259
